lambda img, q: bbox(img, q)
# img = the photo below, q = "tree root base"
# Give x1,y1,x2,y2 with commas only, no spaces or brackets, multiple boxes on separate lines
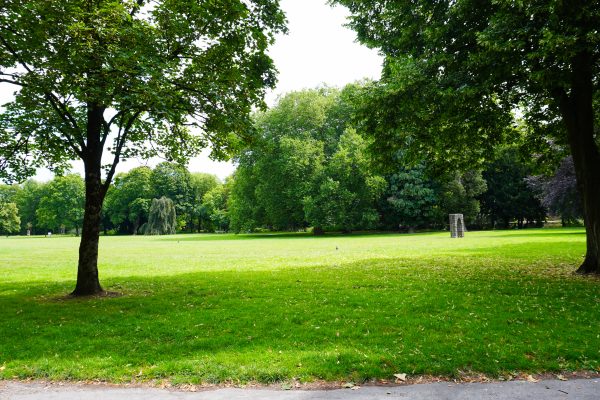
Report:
575,263,600,275
67,290,122,299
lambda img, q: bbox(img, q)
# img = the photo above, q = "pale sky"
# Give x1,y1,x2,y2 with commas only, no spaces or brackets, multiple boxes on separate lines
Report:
0,0,382,182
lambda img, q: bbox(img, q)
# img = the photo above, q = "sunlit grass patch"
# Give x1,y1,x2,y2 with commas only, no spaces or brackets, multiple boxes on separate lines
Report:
0,228,598,384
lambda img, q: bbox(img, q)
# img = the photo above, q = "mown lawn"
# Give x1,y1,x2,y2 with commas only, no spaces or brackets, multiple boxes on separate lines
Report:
0,228,598,384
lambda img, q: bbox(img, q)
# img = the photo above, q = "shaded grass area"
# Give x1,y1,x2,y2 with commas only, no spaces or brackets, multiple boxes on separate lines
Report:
0,229,598,384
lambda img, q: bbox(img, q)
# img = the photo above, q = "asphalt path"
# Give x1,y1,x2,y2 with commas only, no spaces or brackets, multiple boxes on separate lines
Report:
1,379,599,400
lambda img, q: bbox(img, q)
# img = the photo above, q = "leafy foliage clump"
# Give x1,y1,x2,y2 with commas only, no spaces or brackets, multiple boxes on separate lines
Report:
0,202,20,234
528,157,583,226
145,197,176,235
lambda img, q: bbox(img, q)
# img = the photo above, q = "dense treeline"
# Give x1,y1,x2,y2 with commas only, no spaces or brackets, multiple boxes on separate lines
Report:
0,164,228,235
0,86,583,236
226,87,571,234
0,174,84,235
103,163,228,234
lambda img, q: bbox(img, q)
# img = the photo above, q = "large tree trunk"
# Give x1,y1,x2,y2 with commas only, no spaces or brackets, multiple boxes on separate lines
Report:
557,51,600,274
73,175,104,295
72,106,107,296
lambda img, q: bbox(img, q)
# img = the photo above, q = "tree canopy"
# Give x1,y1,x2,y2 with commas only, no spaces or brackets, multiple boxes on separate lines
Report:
0,201,20,235
332,0,600,273
0,0,286,294
228,86,501,234
145,196,176,235
104,166,153,234
229,87,386,233
0,0,287,180
36,174,84,235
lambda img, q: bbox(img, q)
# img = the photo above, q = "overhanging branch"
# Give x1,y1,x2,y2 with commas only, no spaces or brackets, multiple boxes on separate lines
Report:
103,110,142,192
1,33,85,150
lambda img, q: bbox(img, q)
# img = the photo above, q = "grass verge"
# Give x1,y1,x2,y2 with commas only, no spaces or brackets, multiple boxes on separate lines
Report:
0,228,598,384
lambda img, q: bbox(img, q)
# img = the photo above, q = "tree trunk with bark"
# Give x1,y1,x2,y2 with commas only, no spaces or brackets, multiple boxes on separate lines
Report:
71,106,107,296
73,176,104,295
557,51,600,275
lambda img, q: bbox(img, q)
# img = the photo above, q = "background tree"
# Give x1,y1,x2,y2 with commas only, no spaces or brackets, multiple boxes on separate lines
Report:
0,183,21,233
434,170,488,228
104,167,153,234
202,182,231,232
231,86,384,234
0,0,286,294
189,173,220,232
36,174,84,235
230,89,332,231
145,197,176,235
228,168,263,233
15,180,47,235
255,136,325,231
303,129,385,233
333,0,600,273
480,148,547,229
251,89,332,231
0,183,20,203
383,164,436,232
528,157,583,226
0,201,20,235
151,162,194,231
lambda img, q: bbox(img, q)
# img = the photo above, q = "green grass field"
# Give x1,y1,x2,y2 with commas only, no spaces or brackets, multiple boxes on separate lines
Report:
0,229,598,384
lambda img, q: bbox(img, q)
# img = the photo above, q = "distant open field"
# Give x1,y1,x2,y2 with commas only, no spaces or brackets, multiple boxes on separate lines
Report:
0,229,598,384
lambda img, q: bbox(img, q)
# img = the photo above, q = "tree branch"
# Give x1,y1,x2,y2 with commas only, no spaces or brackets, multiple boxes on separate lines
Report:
106,110,125,130
0,33,86,150
130,0,145,17
101,110,130,146
43,95,85,154
103,110,142,191
54,127,84,158
48,94,85,138
0,78,24,86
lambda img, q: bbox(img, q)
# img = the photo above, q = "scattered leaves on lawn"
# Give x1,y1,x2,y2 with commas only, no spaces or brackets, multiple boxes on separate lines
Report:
394,373,407,382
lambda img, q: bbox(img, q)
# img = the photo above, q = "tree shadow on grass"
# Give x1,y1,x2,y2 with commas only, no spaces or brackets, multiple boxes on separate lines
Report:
1,251,598,383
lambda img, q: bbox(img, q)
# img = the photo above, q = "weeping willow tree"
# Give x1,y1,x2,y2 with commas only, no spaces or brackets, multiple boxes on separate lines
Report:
145,197,176,235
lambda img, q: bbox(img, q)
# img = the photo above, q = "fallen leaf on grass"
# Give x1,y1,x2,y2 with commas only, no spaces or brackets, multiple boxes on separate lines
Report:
394,373,407,382
180,385,197,392
0,365,5,371
526,375,539,383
